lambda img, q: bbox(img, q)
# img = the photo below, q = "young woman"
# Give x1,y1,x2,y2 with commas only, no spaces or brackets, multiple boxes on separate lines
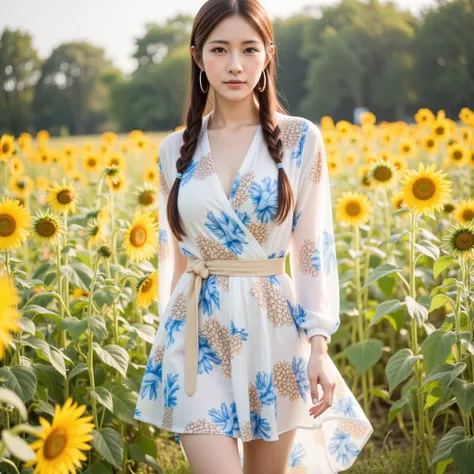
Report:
134,1,373,472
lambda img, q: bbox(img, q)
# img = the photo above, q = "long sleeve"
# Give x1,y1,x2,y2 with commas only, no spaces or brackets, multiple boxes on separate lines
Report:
289,120,340,344
158,140,175,320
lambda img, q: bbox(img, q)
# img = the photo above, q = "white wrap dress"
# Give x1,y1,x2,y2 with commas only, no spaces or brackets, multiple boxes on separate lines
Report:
134,111,373,473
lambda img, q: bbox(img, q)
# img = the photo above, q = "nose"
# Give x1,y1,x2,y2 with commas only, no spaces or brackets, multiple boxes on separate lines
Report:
227,51,243,73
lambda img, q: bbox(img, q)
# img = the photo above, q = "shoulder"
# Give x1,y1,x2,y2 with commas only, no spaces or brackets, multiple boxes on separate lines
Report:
158,127,185,160
274,112,322,149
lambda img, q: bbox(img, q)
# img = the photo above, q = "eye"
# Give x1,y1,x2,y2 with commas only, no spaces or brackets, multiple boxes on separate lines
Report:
245,47,259,53
211,47,225,53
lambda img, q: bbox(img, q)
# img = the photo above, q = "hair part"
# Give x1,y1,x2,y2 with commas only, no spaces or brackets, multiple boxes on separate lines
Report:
167,0,293,241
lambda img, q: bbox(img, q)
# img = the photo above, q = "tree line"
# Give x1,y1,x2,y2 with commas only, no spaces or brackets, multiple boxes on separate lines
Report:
1,0,473,136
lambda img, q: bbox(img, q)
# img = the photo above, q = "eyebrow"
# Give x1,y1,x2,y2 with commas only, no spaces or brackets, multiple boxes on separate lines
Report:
208,40,261,45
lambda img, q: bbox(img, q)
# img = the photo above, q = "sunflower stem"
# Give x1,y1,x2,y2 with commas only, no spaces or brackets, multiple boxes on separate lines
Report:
87,254,101,430
63,211,69,310
110,191,118,266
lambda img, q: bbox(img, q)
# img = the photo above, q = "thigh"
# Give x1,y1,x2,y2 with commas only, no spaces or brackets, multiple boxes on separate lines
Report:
179,433,243,474
243,429,297,474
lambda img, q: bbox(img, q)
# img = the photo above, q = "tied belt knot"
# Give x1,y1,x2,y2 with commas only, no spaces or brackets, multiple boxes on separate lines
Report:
183,256,286,397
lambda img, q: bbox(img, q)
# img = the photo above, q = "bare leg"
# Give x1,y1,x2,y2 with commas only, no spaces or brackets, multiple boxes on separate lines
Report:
179,433,243,474
243,428,297,474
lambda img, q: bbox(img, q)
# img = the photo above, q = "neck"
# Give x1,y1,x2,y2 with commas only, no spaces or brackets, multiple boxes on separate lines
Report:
209,93,260,130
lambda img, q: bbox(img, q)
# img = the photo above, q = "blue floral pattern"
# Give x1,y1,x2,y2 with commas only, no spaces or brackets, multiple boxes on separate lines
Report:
140,359,162,401
328,427,360,467
249,176,278,224
204,211,249,255
209,401,239,436
199,275,220,316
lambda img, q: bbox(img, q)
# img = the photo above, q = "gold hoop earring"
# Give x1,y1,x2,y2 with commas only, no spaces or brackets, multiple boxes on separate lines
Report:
257,69,267,93
199,70,209,93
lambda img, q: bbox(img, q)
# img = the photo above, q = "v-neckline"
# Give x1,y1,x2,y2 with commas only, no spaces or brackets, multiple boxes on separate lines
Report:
202,112,262,202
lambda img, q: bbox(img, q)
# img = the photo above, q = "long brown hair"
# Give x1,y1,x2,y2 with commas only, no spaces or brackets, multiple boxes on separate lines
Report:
167,0,293,241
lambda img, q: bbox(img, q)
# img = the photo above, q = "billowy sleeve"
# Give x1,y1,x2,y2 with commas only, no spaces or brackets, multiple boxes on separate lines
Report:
158,140,175,320
289,120,340,344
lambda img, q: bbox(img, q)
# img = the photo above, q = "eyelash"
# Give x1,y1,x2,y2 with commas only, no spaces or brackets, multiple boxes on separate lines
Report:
211,47,258,53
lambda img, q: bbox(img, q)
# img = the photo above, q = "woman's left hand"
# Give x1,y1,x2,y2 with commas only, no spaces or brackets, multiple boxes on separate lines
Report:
307,352,336,419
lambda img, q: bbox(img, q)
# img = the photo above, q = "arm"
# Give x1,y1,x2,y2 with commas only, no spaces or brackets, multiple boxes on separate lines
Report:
289,120,340,347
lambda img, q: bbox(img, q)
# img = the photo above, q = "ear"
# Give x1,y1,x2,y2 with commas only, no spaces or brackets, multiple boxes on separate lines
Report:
265,43,275,68
190,46,204,71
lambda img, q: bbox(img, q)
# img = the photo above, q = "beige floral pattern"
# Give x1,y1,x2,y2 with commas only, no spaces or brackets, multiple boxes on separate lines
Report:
184,419,222,434
196,235,239,261
248,382,262,413
310,151,324,185
240,420,253,442
158,166,170,197
337,421,369,441
162,406,174,431
298,239,320,277
248,222,268,245
231,170,255,209
170,292,187,320
286,466,308,474
280,117,304,150
272,360,300,401
152,344,165,364
312,427,325,446
158,241,170,263
215,275,229,292
194,153,216,181
250,277,293,327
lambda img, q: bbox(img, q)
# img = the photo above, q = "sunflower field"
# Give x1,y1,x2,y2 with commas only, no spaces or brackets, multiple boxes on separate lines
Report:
0,107,473,474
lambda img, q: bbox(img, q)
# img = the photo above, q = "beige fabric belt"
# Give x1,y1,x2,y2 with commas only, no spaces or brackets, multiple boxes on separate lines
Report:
184,256,286,396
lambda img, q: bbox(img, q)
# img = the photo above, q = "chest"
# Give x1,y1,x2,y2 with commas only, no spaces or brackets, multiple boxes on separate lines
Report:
207,126,260,199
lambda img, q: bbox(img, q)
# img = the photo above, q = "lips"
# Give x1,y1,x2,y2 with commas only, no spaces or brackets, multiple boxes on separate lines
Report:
225,81,245,84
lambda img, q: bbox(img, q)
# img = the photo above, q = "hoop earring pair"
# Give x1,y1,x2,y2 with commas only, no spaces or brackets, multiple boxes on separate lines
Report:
199,70,209,93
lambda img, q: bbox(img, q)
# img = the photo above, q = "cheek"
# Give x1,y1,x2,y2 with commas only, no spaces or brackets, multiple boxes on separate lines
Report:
205,56,220,74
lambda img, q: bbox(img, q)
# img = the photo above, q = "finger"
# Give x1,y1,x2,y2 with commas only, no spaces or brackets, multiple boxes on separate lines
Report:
311,402,330,418
310,382,319,406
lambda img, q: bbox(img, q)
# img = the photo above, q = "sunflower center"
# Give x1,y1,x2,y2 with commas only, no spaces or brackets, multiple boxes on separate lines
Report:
111,159,119,166
112,179,121,189
43,427,68,460
38,220,57,237
0,214,16,237
2,143,10,153
141,278,153,293
57,190,73,204
374,166,392,182
412,178,435,201
455,231,474,251
462,209,474,222
87,158,97,167
403,145,410,153
131,225,147,247
427,139,434,148
453,150,463,161
435,126,444,135
17,180,26,189
346,200,361,216
140,192,155,205
444,203,455,213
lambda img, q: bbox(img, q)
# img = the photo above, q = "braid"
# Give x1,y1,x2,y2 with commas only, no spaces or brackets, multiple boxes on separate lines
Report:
257,86,294,224
167,73,208,241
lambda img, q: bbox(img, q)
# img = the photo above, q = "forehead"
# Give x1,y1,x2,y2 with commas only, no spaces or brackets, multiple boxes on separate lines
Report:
206,15,263,44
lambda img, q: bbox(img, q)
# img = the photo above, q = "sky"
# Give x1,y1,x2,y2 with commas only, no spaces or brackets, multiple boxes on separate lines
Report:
2,0,437,74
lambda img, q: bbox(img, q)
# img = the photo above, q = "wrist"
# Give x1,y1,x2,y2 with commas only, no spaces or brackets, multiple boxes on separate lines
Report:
309,334,328,355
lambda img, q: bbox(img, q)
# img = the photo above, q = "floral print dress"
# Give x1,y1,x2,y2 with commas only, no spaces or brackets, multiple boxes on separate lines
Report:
134,111,373,473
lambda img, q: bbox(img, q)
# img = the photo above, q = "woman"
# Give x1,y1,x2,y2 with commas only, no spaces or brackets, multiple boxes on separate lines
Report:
134,1,373,472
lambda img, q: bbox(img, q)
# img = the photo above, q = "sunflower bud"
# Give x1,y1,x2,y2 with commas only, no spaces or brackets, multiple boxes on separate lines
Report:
98,244,113,259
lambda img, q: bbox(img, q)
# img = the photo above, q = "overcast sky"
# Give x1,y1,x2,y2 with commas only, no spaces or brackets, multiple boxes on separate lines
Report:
3,0,436,74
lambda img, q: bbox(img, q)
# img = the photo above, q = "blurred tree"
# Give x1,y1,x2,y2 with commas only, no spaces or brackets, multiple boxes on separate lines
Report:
414,0,474,116
32,42,121,135
0,28,41,135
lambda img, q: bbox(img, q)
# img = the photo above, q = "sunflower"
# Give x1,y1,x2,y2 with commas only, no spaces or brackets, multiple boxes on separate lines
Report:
18,133,32,150
447,144,468,166
380,132,395,147
135,182,157,208
120,141,130,153
460,128,472,143
415,108,435,125
63,146,75,160
25,397,95,474
320,116,334,130
432,119,450,141
459,108,473,125
106,172,128,193
86,203,110,226
37,148,50,165
398,139,418,159
343,152,359,167
32,209,63,245
66,170,88,186
0,197,32,250
421,135,438,153
336,191,373,226
9,175,34,198
360,111,376,126
129,130,143,140
102,131,117,145
26,152,36,167
0,276,21,360
401,163,452,215
122,210,158,262
72,288,89,299
454,199,474,224
86,219,108,248
323,132,337,147
441,222,474,260
143,166,158,184
327,157,342,176
83,143,94,153
366,160,398,189
362,124,376,139
36,130,50,144
36,175,50,192
136,271,158,307
83,153,101,172
469,150,474,169
134,135,150,151
98,244,113,259
46,181,79,215
0,134,15,161
358,164,372,189
105,153,125,169
149,149,159,167
391,192,407,212
389,155,407,175
9,156,25,176
443,202,456,214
